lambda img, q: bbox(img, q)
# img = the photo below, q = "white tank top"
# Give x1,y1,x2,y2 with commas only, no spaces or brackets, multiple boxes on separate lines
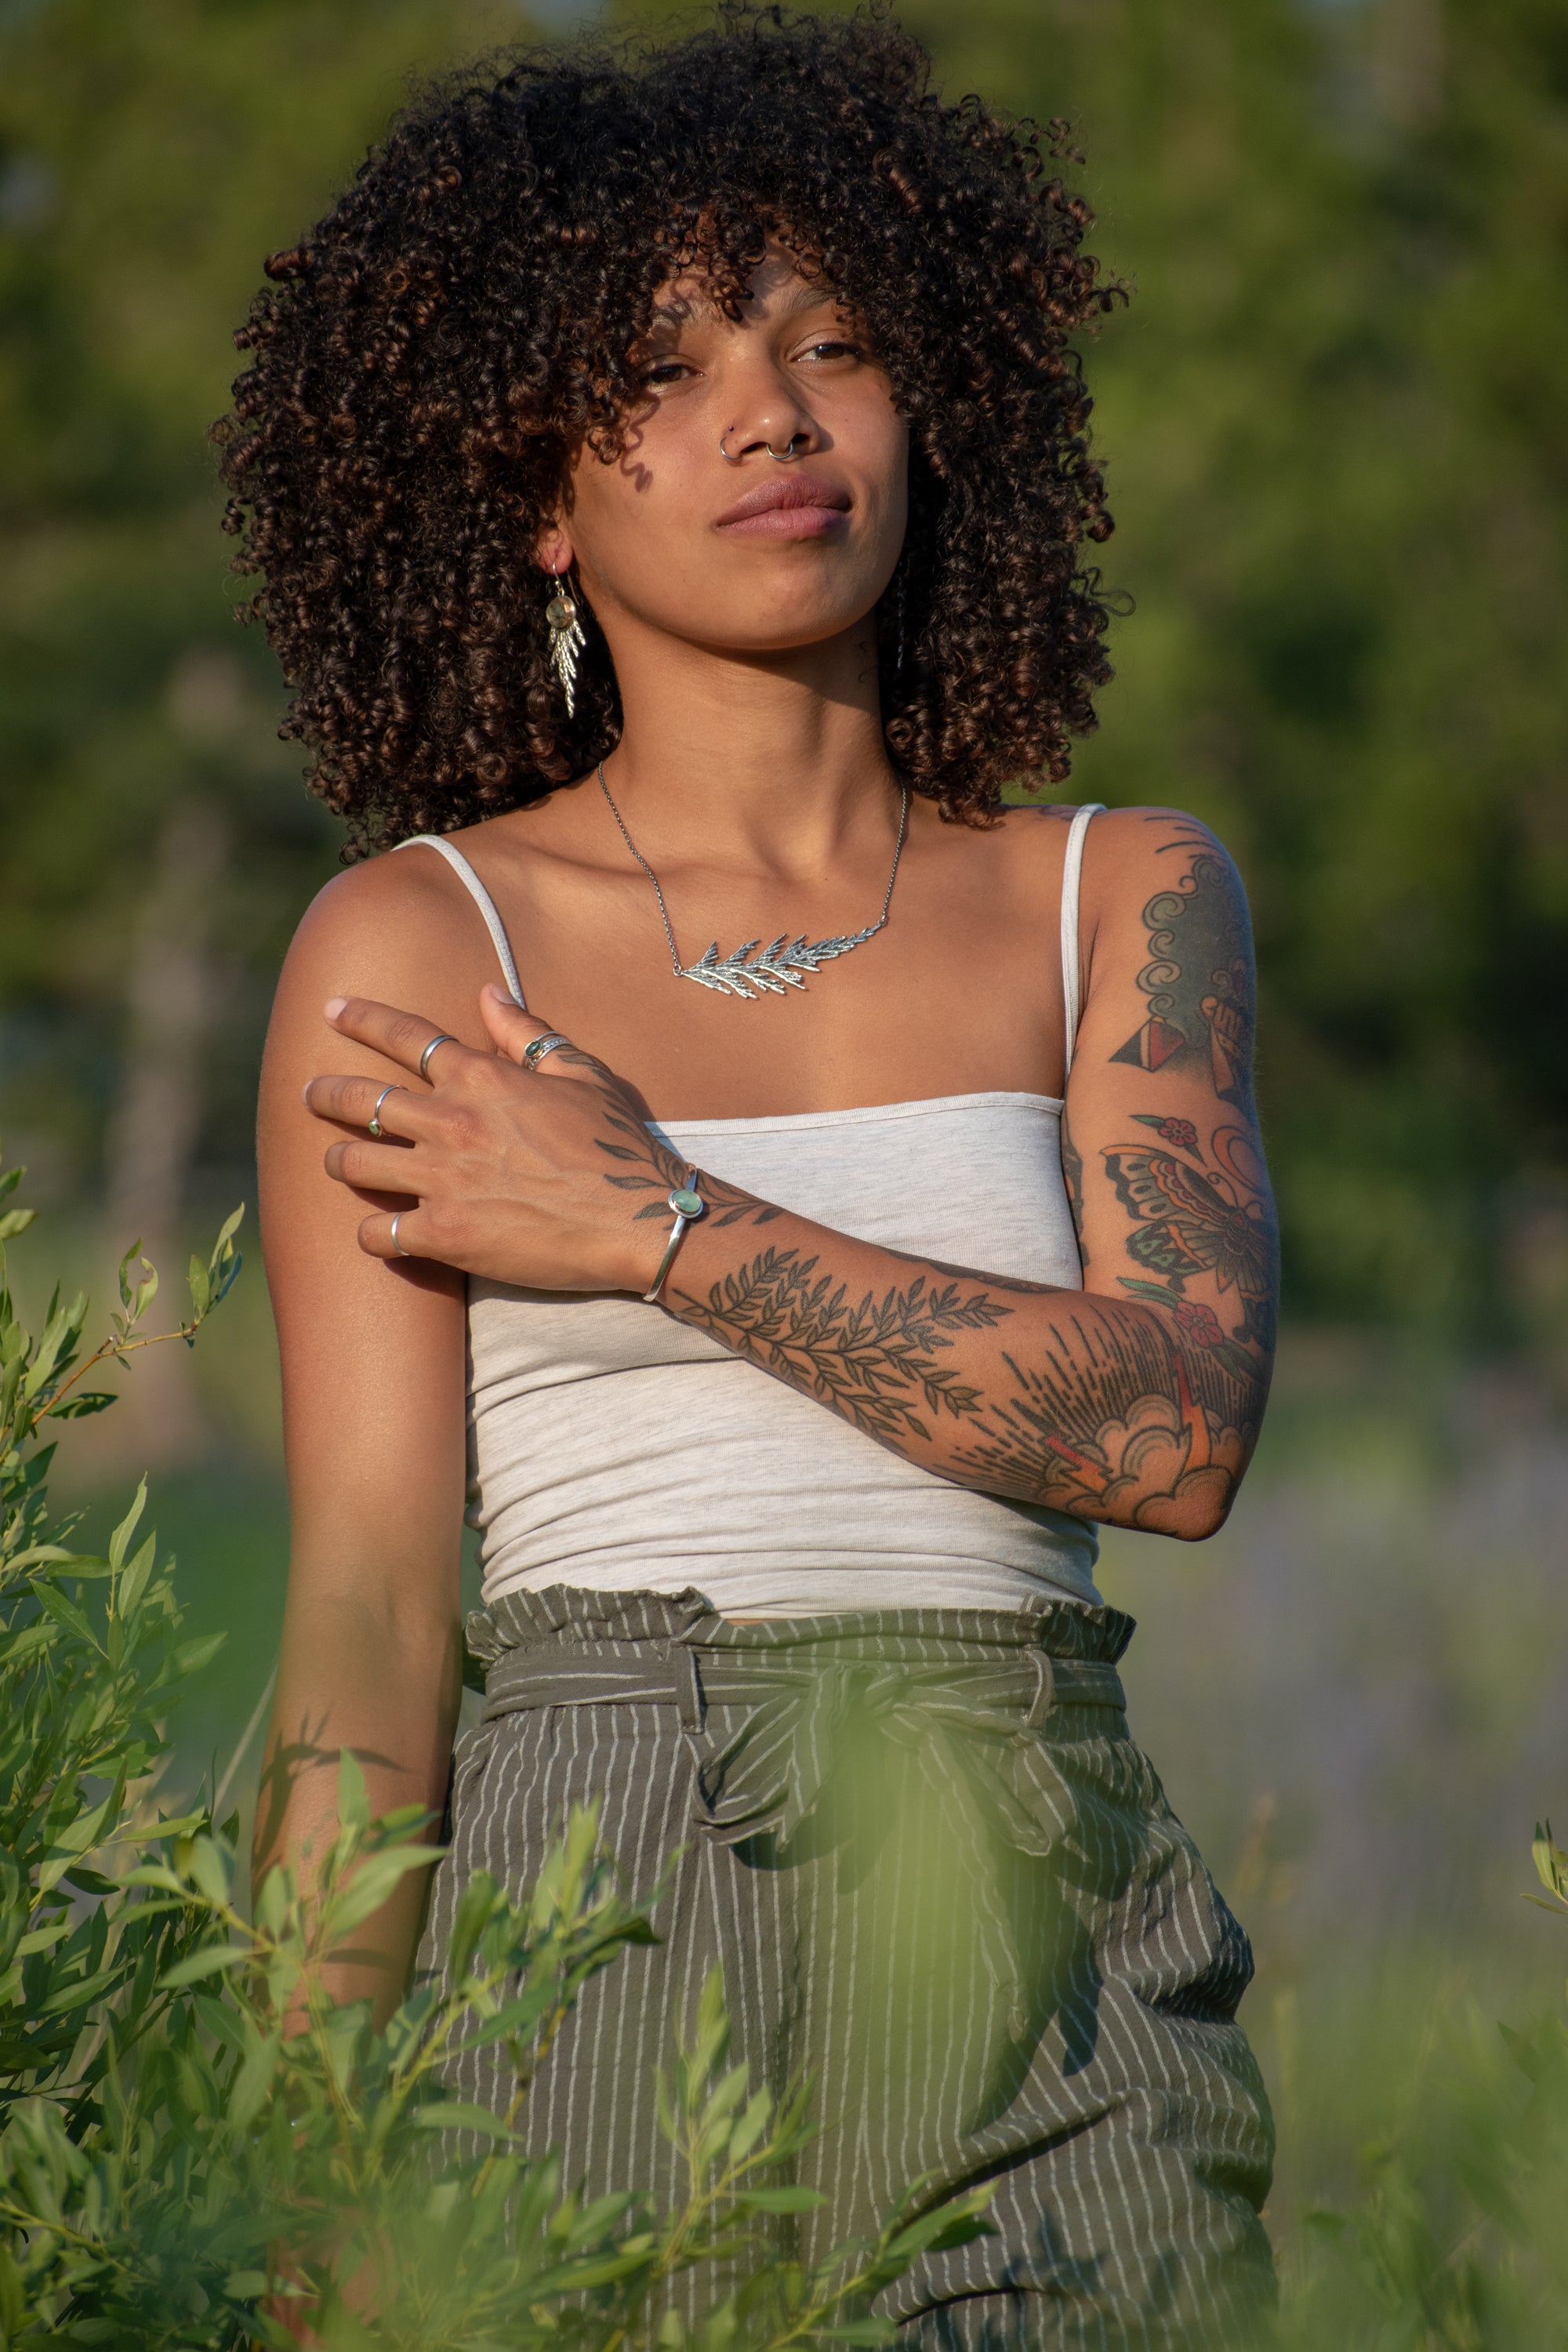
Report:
394,803,1105,1617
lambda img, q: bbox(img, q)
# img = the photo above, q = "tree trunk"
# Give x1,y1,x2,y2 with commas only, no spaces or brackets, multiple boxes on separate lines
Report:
99,797,230,1474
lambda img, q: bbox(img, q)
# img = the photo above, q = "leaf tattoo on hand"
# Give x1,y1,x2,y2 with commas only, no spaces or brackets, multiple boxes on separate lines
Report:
592,1098,779,1229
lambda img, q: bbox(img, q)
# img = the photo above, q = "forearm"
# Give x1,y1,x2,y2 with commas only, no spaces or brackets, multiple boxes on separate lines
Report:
662,1200,1270,1539
255,1575,463,2017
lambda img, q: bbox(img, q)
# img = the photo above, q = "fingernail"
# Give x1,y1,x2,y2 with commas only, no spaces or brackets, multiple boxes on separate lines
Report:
481,982,510,1006
324,996,347,1021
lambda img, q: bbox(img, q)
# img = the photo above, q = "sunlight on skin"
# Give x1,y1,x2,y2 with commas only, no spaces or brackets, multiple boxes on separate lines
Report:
259,245,1278,2038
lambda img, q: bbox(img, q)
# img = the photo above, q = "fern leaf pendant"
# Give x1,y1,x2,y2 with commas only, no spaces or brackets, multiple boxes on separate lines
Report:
679,927,883,999
596,766,911,1003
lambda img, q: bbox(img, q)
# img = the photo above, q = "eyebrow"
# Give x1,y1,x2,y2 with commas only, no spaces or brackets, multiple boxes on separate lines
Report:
644,278,845,333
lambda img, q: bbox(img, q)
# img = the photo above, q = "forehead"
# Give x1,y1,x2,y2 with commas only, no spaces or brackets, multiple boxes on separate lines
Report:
649,245,844,333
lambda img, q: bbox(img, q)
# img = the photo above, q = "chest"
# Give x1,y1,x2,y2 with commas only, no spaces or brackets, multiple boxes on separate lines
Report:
467,813,1072,1123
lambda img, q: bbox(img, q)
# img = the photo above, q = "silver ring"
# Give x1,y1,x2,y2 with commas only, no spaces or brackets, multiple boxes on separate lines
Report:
766,437,804,462
523,1031,572,1070
418,1032,457,1079
390,1213,411,1258
719,428,743,465
367,1083,401,1138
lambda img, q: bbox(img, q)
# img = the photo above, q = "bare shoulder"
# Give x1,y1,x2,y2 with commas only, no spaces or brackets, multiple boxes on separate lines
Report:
1079,804,1252,956
287,840,473,978
1081,804,1243,903
978,801,1247,928
975,798,1099,897
263,839,513,1121
278,839,506,1035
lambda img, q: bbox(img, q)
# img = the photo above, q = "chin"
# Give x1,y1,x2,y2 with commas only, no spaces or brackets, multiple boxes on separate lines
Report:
722,600,877,655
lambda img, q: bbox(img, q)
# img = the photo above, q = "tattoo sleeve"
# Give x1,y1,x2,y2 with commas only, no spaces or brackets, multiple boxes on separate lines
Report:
1109,829,1257,1114
611,823,1278,1543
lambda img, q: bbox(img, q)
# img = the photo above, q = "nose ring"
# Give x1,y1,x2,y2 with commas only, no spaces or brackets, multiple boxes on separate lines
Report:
719,429,806,464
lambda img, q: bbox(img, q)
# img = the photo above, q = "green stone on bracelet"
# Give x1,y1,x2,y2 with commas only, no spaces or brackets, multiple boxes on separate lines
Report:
669,1186,704,1218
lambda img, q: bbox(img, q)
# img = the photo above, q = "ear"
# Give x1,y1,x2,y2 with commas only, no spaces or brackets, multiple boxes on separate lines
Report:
535,523,574,576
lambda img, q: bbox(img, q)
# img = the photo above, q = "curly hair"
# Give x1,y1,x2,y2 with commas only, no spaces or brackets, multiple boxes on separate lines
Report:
214,4,1123,852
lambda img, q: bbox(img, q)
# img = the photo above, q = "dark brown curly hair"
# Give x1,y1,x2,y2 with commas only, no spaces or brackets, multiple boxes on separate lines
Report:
214,4,1122,852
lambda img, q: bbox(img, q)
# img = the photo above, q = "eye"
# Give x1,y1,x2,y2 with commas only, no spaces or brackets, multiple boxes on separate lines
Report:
641,358,692,389
797,337,863,365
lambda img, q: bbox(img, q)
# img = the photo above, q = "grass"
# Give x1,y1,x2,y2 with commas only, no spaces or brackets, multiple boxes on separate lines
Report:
36,1215,1568,2325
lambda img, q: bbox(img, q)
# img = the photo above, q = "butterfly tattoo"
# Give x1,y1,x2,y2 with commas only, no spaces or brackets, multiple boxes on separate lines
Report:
1102,1147,1273,1301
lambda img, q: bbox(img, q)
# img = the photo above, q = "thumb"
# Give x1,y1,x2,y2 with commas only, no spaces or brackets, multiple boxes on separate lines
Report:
480,982,554,1065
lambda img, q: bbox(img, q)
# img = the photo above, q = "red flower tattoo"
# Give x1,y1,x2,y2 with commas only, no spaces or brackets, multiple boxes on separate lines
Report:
1156,1117,1200,1152
1174,1298,1224,1347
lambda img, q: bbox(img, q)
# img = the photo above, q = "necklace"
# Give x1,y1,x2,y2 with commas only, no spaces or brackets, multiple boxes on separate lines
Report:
596,762,909,1000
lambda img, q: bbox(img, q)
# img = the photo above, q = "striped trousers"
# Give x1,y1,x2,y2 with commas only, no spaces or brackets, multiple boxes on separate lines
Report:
418,1586,1276,2350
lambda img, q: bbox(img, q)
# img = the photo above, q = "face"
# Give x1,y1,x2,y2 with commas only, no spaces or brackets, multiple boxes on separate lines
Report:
539,245,909,661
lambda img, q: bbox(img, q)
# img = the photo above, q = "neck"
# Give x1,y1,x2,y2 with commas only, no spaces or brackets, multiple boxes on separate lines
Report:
594,611,901,877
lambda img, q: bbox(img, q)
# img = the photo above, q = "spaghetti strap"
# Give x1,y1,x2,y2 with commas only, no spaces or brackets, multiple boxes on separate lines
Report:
394,834,528,1010
1059,803,1105,1084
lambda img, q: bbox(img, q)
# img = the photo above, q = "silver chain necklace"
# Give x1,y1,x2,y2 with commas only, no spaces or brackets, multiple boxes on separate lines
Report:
596,762,909,1000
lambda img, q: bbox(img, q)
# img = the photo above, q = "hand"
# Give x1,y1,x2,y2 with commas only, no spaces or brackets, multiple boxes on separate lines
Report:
304,985,699,1294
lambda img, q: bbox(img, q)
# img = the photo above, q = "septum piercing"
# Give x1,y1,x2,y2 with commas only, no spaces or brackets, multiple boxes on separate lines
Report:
718,429,805,463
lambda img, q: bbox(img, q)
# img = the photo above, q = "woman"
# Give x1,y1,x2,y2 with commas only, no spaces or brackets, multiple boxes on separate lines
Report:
227,11,1278,2344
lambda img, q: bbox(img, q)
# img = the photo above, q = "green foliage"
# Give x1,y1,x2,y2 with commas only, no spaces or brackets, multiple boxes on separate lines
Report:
0,1156,996,2346
2,1152,1568,2343
1,0,1563,1330
895,0,1568,1339
0,1169,241,2131
1274,1992,1568,2350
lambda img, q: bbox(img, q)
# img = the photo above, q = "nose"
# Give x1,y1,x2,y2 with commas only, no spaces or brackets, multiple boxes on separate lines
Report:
717,364,819,466
720,423,812,464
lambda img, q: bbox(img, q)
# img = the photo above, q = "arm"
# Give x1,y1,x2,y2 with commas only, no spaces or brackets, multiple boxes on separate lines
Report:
661,811,1276,1537
256,854,495,2013
307,810,1276,1544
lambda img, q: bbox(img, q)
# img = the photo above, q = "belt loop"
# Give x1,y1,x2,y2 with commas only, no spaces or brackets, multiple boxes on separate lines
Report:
1024,1647,1054,1732
670,1640,706,1733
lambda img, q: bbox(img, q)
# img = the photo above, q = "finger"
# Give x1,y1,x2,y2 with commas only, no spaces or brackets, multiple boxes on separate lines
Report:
478,984,611,1082
303,1075,439,1136
358,1208,432,1263
323,1138,424,1192
324,996,477,1083
477,984,564,1066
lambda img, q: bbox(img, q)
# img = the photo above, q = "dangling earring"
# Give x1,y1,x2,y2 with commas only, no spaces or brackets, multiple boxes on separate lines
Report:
887,565,907,675
544,568,586,717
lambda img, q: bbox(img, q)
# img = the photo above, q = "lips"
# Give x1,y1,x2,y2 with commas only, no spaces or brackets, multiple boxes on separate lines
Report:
713,472,852,538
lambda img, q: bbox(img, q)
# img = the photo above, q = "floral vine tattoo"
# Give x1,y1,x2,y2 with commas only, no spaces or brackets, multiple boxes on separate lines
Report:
673,1250,1014,1445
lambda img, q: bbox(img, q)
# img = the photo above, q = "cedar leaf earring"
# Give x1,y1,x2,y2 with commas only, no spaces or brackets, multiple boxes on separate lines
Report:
545,568,586,717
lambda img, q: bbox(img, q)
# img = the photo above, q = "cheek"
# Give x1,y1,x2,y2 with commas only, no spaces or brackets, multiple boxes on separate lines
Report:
568,434,706,603
839,395,909,540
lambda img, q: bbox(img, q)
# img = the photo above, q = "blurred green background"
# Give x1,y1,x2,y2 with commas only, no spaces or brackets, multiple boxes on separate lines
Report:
2,0,1566,2311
